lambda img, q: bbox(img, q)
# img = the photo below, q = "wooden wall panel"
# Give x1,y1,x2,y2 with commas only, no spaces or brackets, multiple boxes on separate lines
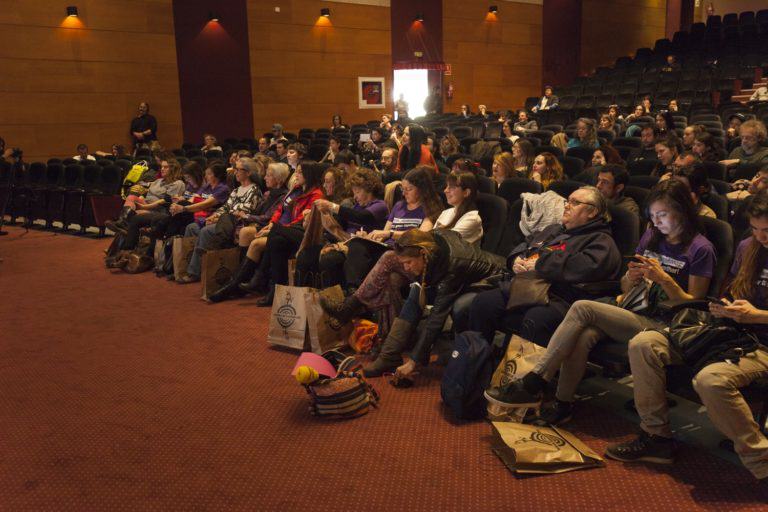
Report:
248,0,392,135
580,0,667,75
443,0,543,113
0,0,182,163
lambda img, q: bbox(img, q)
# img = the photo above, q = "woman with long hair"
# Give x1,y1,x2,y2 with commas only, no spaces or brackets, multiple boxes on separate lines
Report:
512,139,535,175
484,179,716,425
607,194,768,475
692,132,725,162
568,118,599,149
529,152,564,189
491,151,518,185
240,161,326,306
322,166,352,206
396,124,438,174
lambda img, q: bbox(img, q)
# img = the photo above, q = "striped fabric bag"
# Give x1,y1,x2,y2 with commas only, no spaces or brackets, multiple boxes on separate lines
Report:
305,370,379,419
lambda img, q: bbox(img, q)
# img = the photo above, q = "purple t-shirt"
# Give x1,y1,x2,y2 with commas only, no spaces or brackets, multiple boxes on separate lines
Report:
346,199,389,234
198,182,230,205
636,228,716,291
387,200,426,246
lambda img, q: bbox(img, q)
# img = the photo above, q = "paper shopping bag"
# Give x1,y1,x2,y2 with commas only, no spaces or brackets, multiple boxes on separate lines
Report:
201,247,241,300
172,236,197,281
490,421,604,475
267,285,320,352
305,286,353,353
487,334,546,422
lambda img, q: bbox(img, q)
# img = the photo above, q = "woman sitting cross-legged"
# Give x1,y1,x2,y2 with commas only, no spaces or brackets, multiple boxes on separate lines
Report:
105,159,185,268
605,194,768,475
322,171,484,377
361,228,505,383
294,168,389,288
176,158,264,284
206,162,292,302
105,158,185,236
484,179,716,425
331,165,443,293
240,161,326,306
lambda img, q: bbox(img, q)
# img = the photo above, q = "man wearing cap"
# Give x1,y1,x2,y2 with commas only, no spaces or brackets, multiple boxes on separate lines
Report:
532,86,558,112
269,123,287,148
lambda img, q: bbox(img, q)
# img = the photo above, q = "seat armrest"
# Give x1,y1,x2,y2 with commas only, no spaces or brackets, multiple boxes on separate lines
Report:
656,299,709,316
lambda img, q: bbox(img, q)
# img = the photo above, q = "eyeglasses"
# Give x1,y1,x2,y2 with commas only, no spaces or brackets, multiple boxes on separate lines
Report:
567,198,597,208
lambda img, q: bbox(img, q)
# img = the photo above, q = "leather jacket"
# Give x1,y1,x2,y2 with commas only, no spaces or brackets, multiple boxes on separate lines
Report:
409,229,506,365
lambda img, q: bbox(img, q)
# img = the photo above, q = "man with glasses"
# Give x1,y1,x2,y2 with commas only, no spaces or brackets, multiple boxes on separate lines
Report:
721,120,768,169
456,187,622,419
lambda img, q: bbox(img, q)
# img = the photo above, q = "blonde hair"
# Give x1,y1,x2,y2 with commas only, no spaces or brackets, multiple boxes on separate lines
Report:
493,152,516,180
551,132,569,152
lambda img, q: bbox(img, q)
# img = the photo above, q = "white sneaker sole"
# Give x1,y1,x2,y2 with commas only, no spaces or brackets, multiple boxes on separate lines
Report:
483,390,541,409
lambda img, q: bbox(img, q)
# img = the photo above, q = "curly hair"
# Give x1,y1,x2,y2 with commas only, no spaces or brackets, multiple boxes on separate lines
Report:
348,167,384,198
323,166,351,203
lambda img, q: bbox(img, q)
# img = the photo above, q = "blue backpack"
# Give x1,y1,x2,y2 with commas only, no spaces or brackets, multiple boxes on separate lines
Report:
440,331,493,420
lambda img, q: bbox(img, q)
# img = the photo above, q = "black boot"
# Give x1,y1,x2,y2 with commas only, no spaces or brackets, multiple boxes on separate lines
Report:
105,207,134,234
363,318,414,377
255,285,275,307
239,267,268,294
320,294,365,325
208,258,256,303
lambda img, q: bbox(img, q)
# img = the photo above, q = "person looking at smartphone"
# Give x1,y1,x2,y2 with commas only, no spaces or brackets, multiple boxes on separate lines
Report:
606,194,768,477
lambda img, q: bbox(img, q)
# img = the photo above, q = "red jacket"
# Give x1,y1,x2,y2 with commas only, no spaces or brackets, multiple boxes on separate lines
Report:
396,144,439,174
270,186,324,226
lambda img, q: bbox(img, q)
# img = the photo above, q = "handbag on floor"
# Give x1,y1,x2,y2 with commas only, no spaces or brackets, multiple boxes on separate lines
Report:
305,371,379,419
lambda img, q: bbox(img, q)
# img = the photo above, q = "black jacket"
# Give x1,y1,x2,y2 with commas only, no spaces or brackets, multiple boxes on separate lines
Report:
409,230,506,365
507,218,622,303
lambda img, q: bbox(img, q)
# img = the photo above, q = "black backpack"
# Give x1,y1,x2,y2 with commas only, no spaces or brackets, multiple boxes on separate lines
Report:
440,331,493,420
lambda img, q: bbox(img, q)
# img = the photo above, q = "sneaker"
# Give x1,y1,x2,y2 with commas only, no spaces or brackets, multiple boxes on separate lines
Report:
605,431,675,465
484,380,542,408
532,400,574,426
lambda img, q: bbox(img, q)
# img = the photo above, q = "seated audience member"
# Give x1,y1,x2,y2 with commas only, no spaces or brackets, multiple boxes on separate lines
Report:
321,135,342,164
672,164,716,218
208,163,291,302
661,54,680,72
726,165,768,202
269,123,287,147
438,135,460,165
682,124,705,150
599,114,619,137
295,168,388,288
163,163,231,239
285,142,306,173
257,137,276,159
73,144,96,162
396,124,438,174
550,132,569,153
491,152,519,186
502,120,519,144
721,120,768,169
330,114,347,131
591,146,623,167
629,125,660,163
512,139,535,176
95,144,128,159
380,114,393,131
360,228,505,383
652,135,682,178
624,105,649,137
274,139,289,164
692,132,725,162
641,96,653,115
459,104,472,119
450,157,476,175
328,166,441,293
667,99,679,113
390,123,405,148
568,118,599,149
201,134,222,153
530,152,565,190
726,113,745,142
380,147,401,184
334,150,359,176
359,127,392,165
655,111,675,137
484,180,715,424
532,86,558,112
596,165,639,215
105,160,185,264
461,185,621,386
322,166,352,206
177,159,263,284
750,85,768,102
606,194,768,475
241,162,326,306
478,104,493,121
513,111,538,134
